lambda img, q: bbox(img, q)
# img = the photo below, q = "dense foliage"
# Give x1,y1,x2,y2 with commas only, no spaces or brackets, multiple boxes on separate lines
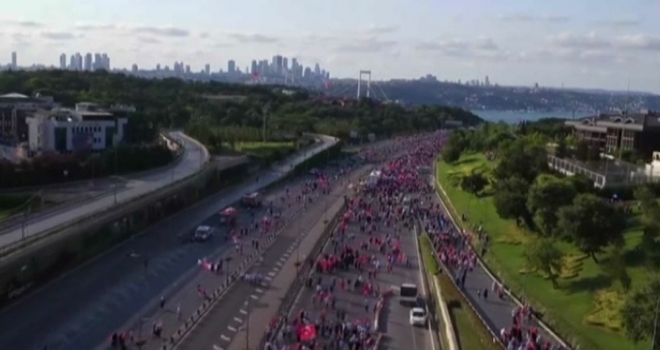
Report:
0,70,483,144
442,118,660,343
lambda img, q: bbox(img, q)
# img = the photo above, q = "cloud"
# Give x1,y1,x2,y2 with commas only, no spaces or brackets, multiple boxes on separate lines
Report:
614,34,660,51
415,37,507,60
596,19,640,28
362,25,399,36
520,48,627,64
228,33,280,44
336,37,397,53
137,37,161,44
5,20,42,28
199,32,209,39
74,23,118,31
495,13,569,23
40,32,79,40
131,26,189,37
549,32,611,49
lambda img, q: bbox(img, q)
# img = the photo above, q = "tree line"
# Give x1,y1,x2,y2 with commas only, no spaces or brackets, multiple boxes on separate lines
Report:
441,119,660,343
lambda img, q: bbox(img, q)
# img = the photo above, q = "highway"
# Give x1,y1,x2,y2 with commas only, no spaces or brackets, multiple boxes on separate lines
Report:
0,135,338,350
0,131,209,247
427,181,566,349
172,165,371,350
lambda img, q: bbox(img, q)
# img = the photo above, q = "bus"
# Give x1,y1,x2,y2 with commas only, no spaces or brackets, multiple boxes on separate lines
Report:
399,283,418,305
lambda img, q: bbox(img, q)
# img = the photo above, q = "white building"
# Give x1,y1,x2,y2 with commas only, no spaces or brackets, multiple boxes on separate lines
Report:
26,102,128,154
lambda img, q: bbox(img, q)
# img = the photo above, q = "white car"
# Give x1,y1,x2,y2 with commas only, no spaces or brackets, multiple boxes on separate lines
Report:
409,307,427,326
193,225,214,242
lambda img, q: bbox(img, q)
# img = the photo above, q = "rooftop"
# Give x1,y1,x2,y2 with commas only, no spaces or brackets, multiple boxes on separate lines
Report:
0,93,29,99
565,110,660,130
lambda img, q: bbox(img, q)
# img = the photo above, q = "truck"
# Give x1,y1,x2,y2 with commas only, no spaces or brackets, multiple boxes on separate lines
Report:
241,192,262,208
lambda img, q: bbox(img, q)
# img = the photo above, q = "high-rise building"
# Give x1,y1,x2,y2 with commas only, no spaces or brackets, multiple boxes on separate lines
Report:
131,64,138,72
94,53,102,70
11,52,17,68
314,63,320,76
282,57,288,72
84,53,93,71
204,64,210,75
273,55,283,75
101,53,110,70
251,60,258,74
228,60,236,74
74,53,83,70
59,54,67,69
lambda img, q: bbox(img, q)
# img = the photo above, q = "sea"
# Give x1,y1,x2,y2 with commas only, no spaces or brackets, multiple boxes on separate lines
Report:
472,110,592,124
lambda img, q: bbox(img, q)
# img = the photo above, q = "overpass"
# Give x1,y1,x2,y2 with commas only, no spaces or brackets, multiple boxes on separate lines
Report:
0,130,210,251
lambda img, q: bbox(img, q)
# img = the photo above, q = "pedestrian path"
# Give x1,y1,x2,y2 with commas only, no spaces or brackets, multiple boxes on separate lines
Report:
425,182,569,349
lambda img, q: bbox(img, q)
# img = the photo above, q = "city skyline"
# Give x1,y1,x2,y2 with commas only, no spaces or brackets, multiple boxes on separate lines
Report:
1,0,659,92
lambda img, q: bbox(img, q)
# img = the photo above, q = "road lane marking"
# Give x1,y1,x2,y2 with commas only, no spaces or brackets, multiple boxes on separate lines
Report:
276,261,283,267
251,294,259,300
220,335,231,341
240,309,247,314
264,276,273,281
272,267,280,272
213,345,224,350
268,271,276,277
279,257,287,262
234,317,243,323
256,288,264,293
228,326,238,332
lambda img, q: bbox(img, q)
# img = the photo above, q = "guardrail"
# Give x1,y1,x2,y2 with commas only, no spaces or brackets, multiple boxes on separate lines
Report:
0,132,188,195
0,132,190,233
433,169,572,349
0,134,334,262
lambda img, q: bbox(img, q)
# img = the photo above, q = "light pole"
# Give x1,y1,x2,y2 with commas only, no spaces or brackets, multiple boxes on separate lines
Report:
652,295,660,350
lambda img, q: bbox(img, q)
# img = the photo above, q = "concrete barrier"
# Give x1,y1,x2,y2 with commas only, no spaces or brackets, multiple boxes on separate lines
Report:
433,275,459,350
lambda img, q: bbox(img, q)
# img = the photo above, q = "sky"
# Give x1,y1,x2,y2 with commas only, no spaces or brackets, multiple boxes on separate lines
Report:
2,0,660,93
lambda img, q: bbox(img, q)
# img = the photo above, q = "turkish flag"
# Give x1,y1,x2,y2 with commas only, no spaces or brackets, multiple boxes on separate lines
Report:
298,324,317,341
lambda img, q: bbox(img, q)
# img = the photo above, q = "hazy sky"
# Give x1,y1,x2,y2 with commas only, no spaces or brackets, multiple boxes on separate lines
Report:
2,0,660,92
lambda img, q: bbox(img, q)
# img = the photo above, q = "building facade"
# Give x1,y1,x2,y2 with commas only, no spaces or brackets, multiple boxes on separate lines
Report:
0,93,58,143
26,102,128,154
565,110,660,157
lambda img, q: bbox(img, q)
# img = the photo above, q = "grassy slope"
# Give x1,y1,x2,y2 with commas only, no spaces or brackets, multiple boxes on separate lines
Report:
436,153,649,350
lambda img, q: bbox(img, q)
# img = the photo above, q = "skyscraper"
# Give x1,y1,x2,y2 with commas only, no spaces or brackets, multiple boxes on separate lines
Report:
282,57,288,72
84,53,93,71
251,60,258,74
204,64,210,75
228,60,236,74
11,52,17,68
59,54,67,69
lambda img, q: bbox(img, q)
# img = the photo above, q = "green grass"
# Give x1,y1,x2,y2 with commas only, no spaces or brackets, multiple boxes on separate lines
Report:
436,153,650,350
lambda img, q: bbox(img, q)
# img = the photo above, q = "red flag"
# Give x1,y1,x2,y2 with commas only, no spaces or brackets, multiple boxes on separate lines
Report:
298,324,317,341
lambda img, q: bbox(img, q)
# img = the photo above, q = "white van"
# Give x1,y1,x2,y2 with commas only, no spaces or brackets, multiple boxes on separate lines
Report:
399,283,418,305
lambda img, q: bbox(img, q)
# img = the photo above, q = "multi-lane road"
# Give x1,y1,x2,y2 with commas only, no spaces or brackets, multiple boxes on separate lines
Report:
172,165,371,350
0,135,338,350
0,131,209,248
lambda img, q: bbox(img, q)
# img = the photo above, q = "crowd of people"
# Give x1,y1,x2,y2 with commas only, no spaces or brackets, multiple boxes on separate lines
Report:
263,132,448,350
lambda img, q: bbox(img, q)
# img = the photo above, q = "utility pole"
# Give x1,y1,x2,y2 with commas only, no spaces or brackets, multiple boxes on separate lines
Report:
652,296,660,350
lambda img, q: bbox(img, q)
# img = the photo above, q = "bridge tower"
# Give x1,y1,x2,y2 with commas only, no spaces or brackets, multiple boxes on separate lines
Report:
356,70,371,99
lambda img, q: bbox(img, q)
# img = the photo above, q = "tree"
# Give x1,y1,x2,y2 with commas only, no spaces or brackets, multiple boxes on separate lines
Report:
575,141,589,161
587,144,601,161
441,145,462,164
459,171,488,195
557,194,627,262
527,174,577,236
493,176,531,226
601,244,632,292
555,138,568,158
622,279,660,344
523,238,564,288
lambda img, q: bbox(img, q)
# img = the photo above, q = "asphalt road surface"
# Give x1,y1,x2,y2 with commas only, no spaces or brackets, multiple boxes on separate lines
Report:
0,134,336,250
172,166,371,350
0,131,209,246
428,176,565,348
0,138,339,350
267,190,434,350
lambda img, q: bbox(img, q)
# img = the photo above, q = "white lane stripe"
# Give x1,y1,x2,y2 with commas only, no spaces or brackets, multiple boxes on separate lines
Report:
251,294,259,300
214,345,224,350
234,317,243,323
268,271,276,277
228,326,238,332
256,288,264,293
240,309,248,314
220,335,231,341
